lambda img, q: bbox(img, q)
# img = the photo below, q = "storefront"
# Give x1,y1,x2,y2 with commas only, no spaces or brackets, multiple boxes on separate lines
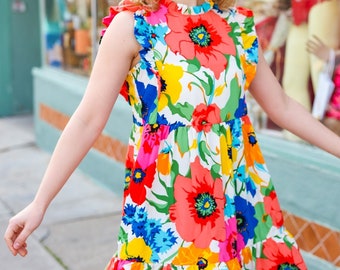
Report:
42,0,116,75
33,0,130,192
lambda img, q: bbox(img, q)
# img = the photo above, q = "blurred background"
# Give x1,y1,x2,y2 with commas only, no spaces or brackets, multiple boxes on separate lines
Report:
0,0,339,269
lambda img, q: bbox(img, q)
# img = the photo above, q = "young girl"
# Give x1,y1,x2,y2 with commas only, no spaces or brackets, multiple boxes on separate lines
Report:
5,0,340,268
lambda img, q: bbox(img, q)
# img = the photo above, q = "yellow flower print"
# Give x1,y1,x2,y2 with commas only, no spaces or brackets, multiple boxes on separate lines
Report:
156,61,184,111
126,73,139,107
120,238,152,263
241,33,257,50
172,244,219,269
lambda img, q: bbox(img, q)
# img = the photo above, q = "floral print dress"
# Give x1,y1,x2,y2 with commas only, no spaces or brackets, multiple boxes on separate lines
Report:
103,0,307,269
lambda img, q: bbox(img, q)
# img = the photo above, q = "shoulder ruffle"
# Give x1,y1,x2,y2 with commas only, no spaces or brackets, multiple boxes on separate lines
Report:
234,7,257,90
235,7,254,18
235,7,255,31
101,0,151,37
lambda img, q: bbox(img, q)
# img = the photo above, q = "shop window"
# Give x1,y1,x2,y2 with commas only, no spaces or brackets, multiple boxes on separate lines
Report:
44,0,116,76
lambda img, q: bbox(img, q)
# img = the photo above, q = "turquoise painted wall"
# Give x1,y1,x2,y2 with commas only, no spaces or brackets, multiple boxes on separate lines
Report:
32,67,131,192
0,1,12,115
0,0,41,116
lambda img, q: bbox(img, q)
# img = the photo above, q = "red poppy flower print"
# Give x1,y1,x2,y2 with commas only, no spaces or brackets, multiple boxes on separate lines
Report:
236,7,254,17
169,157,226,248
120,81,129,102
257,239,307,270
192,103,222,132
125,161,156,205
123,145,135,192
264,191,284,227
102,0,149,27
165,8,236,79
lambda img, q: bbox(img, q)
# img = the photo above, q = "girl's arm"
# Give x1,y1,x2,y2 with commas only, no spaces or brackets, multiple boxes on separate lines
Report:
249,46,340,158
4,11,139,257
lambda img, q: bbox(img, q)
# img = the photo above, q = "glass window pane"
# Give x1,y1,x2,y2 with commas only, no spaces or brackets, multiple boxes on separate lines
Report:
43,0,118,76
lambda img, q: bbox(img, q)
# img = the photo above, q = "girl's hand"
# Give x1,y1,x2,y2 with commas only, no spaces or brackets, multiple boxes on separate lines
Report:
306,35,331,62
4,202,45,257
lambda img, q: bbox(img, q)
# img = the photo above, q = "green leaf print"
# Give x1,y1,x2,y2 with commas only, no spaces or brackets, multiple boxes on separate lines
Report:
148,174,175,214
253,202,272,243
134,103,143,119
175,128,190,155
153,49,163,61
185,57,201,73
228,22,242,46
211,163,222,179
202,71,214,96
283,235,294,249
170,159,180,180
243,17,255,33
212,122,227,136
149,105,158,124
261,180,274,197
220,76,241,120
198,140,211,163
166,97,194,121
118,227,129,243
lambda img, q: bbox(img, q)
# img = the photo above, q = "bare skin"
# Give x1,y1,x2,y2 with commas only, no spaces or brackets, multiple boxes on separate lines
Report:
307,35,340,65
4,1,340,257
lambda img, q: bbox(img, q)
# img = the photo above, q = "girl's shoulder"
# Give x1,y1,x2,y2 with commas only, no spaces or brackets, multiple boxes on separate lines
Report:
101,1,151,36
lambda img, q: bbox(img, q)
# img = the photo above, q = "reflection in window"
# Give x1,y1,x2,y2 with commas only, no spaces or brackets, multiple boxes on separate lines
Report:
44,0,115,76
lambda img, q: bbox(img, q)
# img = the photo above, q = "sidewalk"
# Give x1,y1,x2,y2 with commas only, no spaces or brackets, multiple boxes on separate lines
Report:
0,115,122,270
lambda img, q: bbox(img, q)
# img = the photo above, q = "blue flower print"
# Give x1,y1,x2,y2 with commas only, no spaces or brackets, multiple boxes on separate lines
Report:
246,38,258,64
234,195,258,244
135,80,157,122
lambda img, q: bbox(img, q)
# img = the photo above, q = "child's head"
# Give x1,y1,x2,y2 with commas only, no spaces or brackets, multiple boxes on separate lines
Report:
119,0,236,11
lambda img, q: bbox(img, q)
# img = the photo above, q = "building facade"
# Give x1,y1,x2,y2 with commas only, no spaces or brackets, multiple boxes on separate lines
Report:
10,0,340,268
0,0,41,116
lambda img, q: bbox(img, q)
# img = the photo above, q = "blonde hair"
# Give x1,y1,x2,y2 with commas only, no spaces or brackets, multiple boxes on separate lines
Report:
119,0,236,11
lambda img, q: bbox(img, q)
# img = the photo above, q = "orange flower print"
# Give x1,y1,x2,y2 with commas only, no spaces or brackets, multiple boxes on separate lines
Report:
242,117,264,167
172,244,219,269
226,258,242,270
165,7,236,79
157,152,170,175
169,157,226,248
240,54,257,90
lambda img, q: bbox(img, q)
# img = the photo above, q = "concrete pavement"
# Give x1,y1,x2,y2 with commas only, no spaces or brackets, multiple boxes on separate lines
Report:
0,115,122,270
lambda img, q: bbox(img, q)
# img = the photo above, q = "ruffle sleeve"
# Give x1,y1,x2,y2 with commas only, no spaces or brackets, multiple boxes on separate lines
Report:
101,0,151,38
236,7,258,90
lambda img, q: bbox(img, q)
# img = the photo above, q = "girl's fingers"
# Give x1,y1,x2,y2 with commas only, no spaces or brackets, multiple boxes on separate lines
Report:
17,245,28,257
4,224,20,255
4,222,29,256
12,226,32,255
